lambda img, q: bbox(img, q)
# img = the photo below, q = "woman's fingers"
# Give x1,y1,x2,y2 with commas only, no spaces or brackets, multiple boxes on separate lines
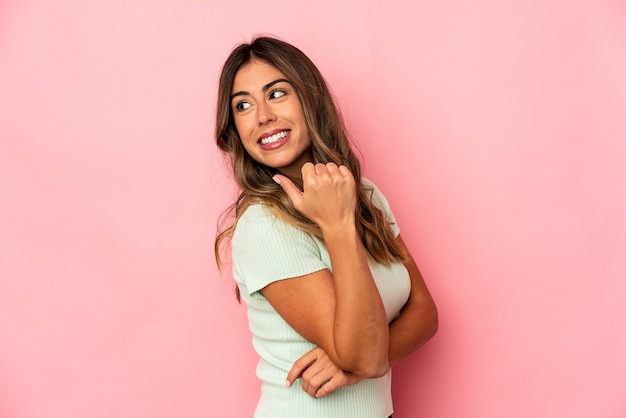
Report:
313,375,341,398
287,346,364,398
301,360,330,396
338,164,352,178
312,162,343,180
286,348,317,388
293,162,356,230
315,371,362,398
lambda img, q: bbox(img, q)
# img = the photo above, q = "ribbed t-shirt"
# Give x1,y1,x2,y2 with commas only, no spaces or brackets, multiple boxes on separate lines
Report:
232,179,411,418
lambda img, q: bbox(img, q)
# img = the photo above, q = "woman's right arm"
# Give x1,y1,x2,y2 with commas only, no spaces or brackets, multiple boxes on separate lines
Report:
263,162,389,378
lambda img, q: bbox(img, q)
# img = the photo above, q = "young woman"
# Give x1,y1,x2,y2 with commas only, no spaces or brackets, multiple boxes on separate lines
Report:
214,36,438,418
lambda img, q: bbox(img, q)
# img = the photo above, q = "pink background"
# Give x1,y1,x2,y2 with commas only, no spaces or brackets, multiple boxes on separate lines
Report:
1,1,625,417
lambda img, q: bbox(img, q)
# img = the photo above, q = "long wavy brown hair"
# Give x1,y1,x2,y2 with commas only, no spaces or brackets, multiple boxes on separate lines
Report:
214,36,407,297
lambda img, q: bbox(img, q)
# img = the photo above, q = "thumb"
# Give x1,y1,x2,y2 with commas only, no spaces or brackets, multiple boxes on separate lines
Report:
272,174,304,208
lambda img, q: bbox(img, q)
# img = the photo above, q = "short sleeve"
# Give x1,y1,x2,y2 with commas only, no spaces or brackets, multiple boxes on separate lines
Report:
232,204,328,296
362,178,401,237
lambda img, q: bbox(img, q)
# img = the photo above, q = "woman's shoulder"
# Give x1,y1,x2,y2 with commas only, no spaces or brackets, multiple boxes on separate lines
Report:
235,202,276,232
361,177,390,207
238,201,270,219
361,177,386,196
234,201,306,240
361,177,375,187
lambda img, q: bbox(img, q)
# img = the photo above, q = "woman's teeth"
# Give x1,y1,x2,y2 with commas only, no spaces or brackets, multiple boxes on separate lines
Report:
260,130,288,145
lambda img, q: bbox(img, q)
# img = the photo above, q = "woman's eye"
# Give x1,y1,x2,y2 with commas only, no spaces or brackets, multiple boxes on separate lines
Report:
235,101,251,112
269,89,286,100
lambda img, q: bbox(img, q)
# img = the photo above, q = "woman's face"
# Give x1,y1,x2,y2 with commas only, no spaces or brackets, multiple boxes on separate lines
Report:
231,58,312,179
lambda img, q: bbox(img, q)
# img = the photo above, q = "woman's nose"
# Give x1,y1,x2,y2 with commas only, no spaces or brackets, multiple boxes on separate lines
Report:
257,103,276,125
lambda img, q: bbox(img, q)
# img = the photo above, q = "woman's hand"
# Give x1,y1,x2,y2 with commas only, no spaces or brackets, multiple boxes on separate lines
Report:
286,346,363,398
273,162,357,232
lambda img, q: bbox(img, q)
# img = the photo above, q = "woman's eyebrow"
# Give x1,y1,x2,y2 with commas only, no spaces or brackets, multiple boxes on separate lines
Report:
262,78,289,91
230,78,290,101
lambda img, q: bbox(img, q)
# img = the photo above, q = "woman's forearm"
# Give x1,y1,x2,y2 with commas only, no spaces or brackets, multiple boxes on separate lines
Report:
323,223,389,377
387,250,438,368
388,301,438,367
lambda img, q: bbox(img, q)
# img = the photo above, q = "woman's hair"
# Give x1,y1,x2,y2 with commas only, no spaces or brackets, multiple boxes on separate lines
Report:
214,36,407,296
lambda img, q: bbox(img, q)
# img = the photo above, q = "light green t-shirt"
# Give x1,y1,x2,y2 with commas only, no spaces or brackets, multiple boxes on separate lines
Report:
232,180,411,418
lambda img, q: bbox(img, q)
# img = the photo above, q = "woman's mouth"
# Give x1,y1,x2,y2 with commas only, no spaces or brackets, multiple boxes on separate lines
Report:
258,130,289,145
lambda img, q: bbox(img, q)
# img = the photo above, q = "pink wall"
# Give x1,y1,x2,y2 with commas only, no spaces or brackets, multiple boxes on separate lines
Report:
1,1,625,417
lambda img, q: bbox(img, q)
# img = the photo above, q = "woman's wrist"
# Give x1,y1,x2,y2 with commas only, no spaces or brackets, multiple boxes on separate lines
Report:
319,218,357,240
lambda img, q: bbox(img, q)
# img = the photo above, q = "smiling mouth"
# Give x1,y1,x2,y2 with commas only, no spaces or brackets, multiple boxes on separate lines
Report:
259,130,289,145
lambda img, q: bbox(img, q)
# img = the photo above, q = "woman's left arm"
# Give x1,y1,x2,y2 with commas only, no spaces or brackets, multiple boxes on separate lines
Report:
388,234,438,368
289,234,437,396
